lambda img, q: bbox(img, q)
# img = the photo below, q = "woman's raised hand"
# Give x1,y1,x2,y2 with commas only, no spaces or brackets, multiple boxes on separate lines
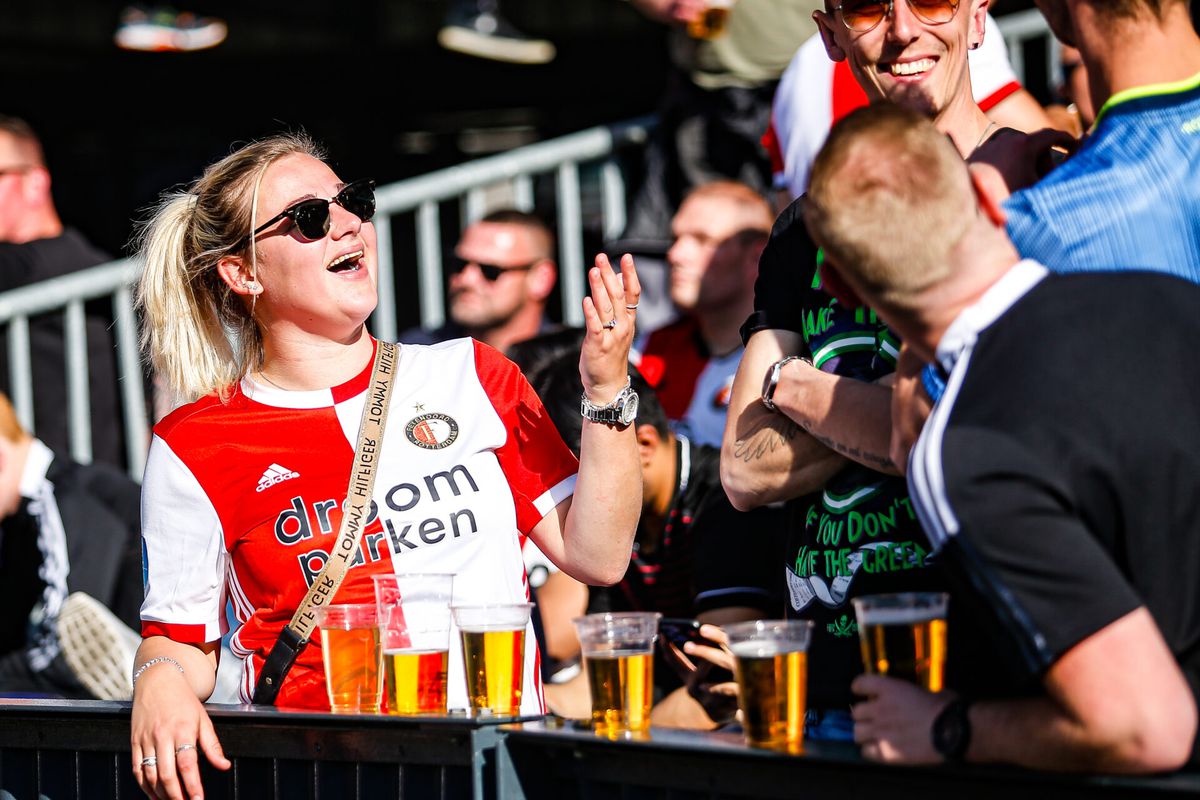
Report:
579,253,642,403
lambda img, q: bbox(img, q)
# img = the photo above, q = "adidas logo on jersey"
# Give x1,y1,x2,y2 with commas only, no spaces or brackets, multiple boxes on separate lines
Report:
257,463,300,492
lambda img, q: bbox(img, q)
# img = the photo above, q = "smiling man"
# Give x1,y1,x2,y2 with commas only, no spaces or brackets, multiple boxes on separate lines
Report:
718,0,1035,741
402,209,558,354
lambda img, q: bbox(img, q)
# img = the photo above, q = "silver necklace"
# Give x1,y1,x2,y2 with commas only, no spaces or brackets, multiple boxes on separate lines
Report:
971,121,997,155
256,370,290,391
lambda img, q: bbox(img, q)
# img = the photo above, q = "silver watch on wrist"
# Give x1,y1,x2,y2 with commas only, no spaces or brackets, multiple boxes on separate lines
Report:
580,377,639,428
761,354,813,412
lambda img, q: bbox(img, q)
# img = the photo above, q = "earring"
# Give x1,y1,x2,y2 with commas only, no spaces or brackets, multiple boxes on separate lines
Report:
969,41,980,50
244,280,261,294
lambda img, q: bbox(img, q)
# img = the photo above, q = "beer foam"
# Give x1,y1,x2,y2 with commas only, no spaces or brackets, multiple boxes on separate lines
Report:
854,608,943,626
729,642,804,659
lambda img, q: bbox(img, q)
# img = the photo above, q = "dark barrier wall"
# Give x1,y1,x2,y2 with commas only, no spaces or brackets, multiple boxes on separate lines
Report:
2,701,1199,800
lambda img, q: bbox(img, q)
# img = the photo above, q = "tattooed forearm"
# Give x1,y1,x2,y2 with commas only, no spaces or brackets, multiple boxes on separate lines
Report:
807,431,895,472
732,416,801,463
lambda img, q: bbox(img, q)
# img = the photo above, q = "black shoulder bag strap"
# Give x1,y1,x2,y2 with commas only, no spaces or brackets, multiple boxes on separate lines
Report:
253,340,397,705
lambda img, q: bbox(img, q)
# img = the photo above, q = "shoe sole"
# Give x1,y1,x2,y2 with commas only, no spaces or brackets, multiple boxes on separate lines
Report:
437,27,555,65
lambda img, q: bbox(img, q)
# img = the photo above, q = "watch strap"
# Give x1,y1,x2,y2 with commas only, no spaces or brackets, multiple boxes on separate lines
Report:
762,355,812,412
932,697,972,762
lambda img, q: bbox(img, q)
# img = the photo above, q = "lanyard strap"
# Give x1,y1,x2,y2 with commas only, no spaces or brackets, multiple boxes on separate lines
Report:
253,340,397,704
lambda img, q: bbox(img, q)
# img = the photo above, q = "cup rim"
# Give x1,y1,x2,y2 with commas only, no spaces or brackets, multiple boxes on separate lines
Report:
450,602,535,612
372,572,457,581
850,591,950,609
570,611,663,626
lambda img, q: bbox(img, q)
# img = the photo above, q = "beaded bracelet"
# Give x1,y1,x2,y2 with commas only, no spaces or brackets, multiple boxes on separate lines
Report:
132,656,185,689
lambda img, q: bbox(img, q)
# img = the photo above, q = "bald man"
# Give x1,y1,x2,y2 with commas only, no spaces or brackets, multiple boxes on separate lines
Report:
640,181,772,447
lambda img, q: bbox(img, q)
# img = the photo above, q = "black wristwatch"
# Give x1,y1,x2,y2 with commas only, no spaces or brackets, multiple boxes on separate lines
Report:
932,697,972,763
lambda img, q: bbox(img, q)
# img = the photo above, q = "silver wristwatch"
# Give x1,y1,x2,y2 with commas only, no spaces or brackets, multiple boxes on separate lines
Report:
761,355,813,412
580,377,639,428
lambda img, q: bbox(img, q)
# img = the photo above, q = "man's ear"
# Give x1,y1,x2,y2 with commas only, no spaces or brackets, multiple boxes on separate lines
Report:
22,167,52,203
969,164,1009,227
635,423,661,468
819,258,865,309
815,9,847,62
526,259,557,302
217,256,261,296
968,0,989,50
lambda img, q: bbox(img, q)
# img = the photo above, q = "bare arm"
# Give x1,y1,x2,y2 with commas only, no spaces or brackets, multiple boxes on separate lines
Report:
130,637,230,800
530,255,642,586
889,342,933,474
853,608,1198,773
627,0,705,24
536,571,589,663
770,356,900,476
720,329,844,511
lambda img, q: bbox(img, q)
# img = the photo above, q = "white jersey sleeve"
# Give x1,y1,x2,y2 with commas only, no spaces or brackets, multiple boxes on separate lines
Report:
140,434,229,643
972,13,1021,110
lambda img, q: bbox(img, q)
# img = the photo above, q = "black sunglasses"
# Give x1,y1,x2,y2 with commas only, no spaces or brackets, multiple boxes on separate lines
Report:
449,255,540,282
231,179,376,252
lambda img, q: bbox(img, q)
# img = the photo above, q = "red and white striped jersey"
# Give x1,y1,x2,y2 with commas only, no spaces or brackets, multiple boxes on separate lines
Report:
140,338,578,711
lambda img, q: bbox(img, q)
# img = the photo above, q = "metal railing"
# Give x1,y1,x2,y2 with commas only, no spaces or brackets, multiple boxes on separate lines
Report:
0,11,1055,478
996,9,1061,98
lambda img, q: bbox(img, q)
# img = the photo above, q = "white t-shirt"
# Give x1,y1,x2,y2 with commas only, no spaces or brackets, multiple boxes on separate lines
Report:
768,14,1021,198
140,338,578,711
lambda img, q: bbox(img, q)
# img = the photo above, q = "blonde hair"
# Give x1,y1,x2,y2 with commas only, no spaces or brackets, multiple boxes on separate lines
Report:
803,104,974,311
135,133,324,401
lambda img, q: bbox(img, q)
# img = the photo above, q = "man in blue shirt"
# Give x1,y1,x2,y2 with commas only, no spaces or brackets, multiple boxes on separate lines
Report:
1001,0,1200,280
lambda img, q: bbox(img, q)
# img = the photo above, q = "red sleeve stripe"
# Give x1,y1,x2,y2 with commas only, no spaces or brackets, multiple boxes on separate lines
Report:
141,619,221,643
979,80,1021,112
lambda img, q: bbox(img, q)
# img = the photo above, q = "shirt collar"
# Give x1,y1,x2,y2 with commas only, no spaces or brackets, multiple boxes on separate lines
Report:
1092,69,1200,129
19,438,54,499
935,259,1048,376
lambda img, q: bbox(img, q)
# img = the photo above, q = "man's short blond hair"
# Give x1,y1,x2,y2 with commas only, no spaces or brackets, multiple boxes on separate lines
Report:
0,394,31,445
803,103,974,311
684,180,774,235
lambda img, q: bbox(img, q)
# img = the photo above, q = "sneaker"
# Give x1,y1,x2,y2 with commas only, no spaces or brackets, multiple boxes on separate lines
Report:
115,6,228,53
57,592,142,701
438,10,555,65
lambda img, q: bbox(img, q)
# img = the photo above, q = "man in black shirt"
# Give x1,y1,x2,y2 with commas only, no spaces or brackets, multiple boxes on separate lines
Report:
0,115,124,467
801,103,1198,773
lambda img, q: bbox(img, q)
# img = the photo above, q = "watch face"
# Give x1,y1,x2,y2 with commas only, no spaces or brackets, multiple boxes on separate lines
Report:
619,392,639,426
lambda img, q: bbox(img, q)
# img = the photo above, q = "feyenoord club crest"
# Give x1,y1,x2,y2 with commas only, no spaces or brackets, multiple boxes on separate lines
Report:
406,412,459,450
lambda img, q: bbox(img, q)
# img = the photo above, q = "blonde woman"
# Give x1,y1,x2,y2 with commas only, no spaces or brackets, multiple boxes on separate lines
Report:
130,133,642,800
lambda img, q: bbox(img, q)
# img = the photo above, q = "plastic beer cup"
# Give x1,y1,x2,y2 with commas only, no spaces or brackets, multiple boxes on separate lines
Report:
573,612,661,738
853,592,948,692
451,603,533,716
316,603,383,714
373,573,454,716
727,620,813,753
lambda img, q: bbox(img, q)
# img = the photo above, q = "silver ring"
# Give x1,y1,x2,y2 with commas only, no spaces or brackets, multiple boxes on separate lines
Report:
175,743,196,754
141,756,158,767
604,318,618,330
625,304,639,310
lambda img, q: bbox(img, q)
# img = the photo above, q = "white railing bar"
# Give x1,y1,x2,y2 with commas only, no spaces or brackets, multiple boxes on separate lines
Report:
416,201,445,330
64,300,93,464
373,117,652,215
513,175,535,212
997,9,1054,93
465,187,487,226
9,316,33,432
114,285,149,478
0,259,140,322
600,159,627,243
556,161,585,327
371,215,398,343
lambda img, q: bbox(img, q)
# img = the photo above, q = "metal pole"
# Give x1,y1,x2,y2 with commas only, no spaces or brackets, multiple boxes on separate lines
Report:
372,213,398,342
113,286,149,478
9,316,33,433
64,300,92,464
417,201,445,330
556,162,585,327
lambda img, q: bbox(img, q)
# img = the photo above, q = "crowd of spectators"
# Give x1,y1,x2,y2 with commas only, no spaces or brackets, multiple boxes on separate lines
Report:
1,0,1198,790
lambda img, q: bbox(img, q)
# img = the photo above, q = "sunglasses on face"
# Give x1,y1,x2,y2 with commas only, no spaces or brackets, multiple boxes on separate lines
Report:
834,0,959,32
231,178,375,251
449,255,539,282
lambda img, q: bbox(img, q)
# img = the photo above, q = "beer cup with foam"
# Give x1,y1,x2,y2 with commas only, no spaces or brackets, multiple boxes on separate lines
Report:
727,620,813,753
573,612,662,739
373,573,454,716
852,592,948,692
451,603,533,716
316,603,383,713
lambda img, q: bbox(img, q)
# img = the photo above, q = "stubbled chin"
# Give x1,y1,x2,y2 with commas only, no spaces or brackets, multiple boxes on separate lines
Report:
882,82,939,116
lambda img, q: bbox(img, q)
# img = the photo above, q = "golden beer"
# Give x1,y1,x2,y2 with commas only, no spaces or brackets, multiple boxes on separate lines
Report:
320,626,383,713
858,612,947,692
383,649,449,715
584,650,654,738
687,6,732,38
731,644,806,752
461,628,525,715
